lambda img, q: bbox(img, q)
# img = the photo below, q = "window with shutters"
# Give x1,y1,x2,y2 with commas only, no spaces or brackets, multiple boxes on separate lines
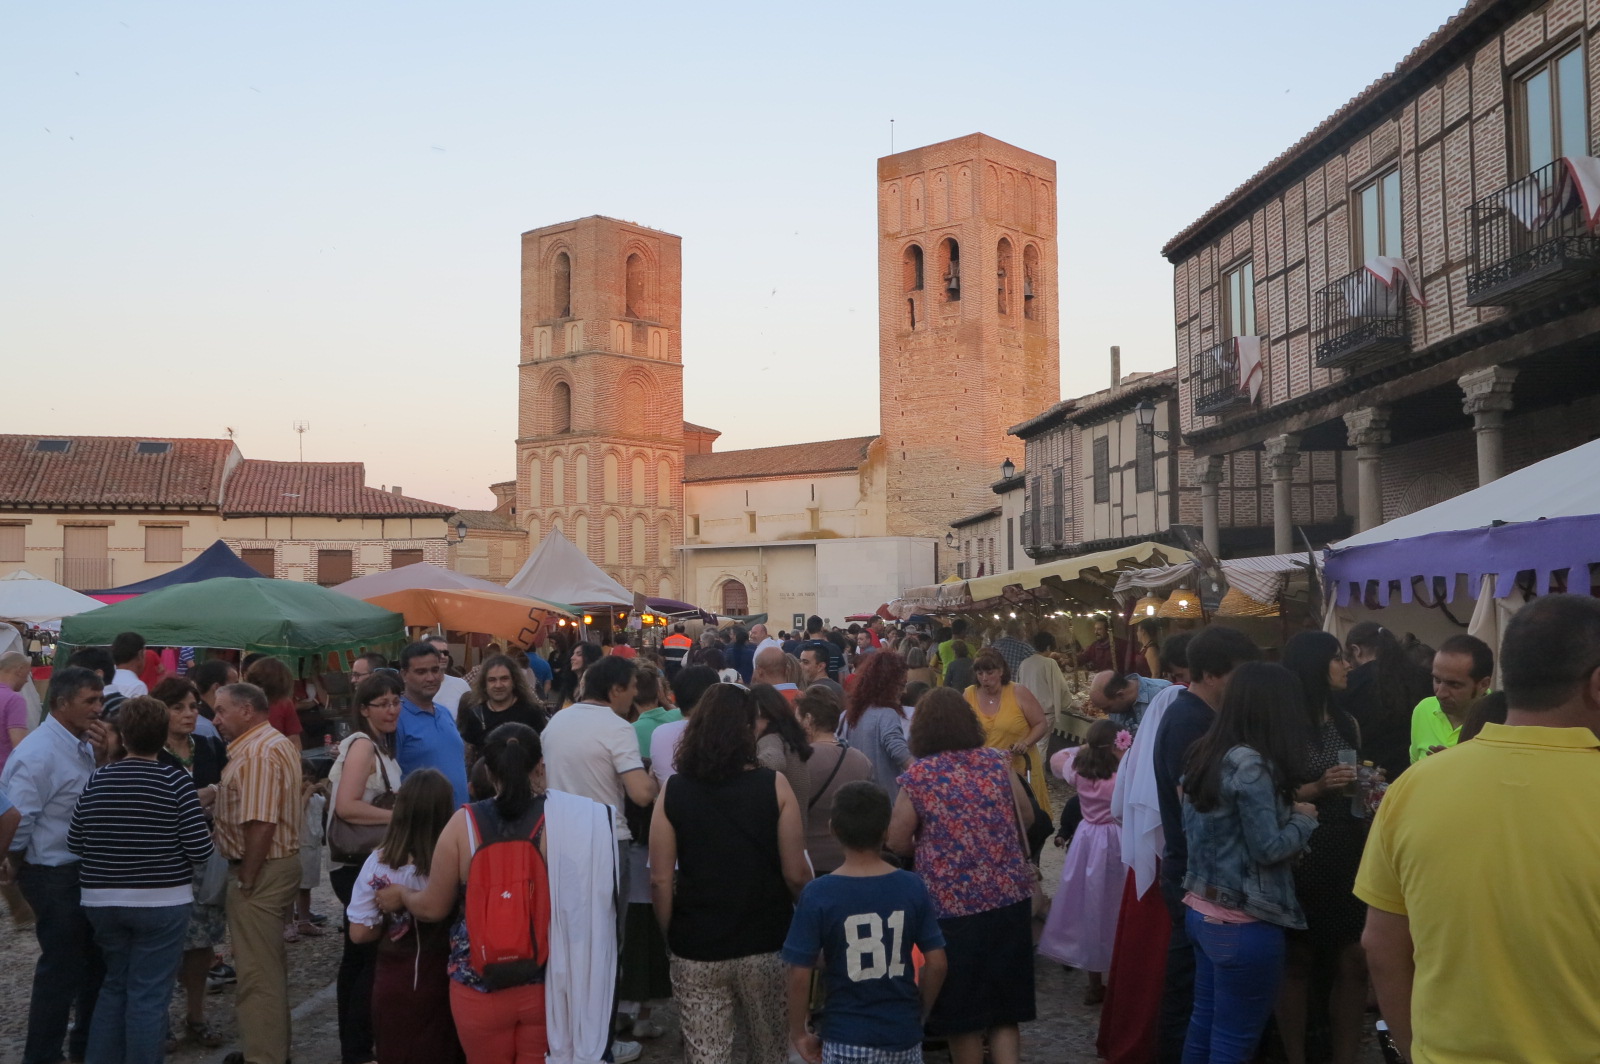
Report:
1051,469,1065,543
1136,429,1156,493
317,549,353,587
144,526,183,564
0,524,23,563
242,549,276,577
1006,518,1014,570
1029,476,1042,547
1093,437,1111,504
390,549,423,569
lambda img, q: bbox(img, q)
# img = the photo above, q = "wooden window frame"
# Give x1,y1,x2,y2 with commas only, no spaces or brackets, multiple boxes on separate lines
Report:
1221,258,1256,340
316,549,354,587
1135,428,1156,493
1092,437,1111,504
0,523,24,563
1352,166,1403,264
143,525,183,564
241,548,276,578
1512,37,1589,175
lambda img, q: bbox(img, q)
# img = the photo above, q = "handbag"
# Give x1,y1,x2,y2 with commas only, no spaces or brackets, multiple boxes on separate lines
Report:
326,737,396,865
194,850,230,907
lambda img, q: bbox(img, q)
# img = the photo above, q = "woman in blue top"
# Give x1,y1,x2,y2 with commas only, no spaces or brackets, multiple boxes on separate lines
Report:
1179,662,1318,1064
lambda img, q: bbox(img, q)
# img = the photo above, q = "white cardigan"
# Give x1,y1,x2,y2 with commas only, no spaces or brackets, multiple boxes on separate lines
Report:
542,789,620,1064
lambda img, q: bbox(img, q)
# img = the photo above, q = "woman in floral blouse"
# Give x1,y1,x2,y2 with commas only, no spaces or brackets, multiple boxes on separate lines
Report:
888,687,1038,1064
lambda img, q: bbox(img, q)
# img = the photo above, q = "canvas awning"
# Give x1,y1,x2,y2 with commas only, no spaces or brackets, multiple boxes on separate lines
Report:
505,530,633,608
965,542,1192,606
0,570,106,623
89,540,267,595
1326,437,1600,606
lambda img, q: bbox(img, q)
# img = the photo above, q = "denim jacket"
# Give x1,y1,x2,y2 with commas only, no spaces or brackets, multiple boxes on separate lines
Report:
1181,745,1316,928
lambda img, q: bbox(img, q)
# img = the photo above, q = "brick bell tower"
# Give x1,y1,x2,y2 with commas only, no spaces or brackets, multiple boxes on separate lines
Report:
516,216,686,600
878,134,1060,543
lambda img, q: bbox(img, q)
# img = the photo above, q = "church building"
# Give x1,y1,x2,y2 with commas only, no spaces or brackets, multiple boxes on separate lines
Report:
493,133,1060,622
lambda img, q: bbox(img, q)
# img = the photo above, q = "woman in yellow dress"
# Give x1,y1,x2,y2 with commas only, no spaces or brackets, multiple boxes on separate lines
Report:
964,647,1051,811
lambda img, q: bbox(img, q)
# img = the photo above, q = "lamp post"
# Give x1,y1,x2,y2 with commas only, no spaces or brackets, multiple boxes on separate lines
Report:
1135,399,1172,441
455,519,469,543
1001,457,1015,480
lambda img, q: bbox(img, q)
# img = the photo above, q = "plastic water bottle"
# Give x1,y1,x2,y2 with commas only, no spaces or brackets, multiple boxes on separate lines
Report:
1350,761,1375,818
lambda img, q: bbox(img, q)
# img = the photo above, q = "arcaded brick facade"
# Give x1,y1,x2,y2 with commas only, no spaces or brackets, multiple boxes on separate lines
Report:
878,134,1060,543
516,216,685,599
1166,0,1600,539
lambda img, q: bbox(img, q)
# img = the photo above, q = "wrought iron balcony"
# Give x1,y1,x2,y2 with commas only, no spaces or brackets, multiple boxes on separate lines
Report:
1467,158,1600,306
1192,337,1254,417
1314,265,1411,368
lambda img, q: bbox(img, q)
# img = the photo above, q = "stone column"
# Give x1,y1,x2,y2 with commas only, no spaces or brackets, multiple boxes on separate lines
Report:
1459,366,1519,486
1343,407,1391,534
1198,454,1225,556
1264,434,1303,556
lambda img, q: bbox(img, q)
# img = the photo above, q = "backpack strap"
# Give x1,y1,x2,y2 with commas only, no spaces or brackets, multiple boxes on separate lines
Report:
808,746,849,812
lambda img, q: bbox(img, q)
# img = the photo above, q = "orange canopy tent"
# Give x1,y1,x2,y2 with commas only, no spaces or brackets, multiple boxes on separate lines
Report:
357,587,571,650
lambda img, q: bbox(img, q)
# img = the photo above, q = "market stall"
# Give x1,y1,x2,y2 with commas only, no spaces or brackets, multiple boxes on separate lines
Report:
334,562,572,651
0,570,106,623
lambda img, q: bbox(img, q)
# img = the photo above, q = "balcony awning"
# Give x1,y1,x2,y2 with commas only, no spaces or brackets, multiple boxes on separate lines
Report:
966,542,1191,605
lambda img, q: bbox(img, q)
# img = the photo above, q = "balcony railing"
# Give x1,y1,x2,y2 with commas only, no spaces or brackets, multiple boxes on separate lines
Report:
1467,157,1600,306
56,556,112,590
1192,337,1254,417
1314,265,1411,368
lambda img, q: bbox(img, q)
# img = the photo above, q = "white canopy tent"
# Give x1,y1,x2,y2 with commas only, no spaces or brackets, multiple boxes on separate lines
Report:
504,529,633,608
0,570,107,623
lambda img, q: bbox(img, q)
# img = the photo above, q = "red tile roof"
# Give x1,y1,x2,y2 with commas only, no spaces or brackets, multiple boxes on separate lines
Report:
683,435,877,483
1162,0,1509,262
682,421,721,435
0,435,237,508
451,509,522,532
222,461,454,517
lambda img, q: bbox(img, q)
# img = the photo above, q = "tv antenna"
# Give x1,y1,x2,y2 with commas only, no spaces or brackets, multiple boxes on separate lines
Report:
293,420,310,461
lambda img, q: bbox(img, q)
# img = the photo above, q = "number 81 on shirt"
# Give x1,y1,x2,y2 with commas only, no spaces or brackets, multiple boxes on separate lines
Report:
844,910,907,982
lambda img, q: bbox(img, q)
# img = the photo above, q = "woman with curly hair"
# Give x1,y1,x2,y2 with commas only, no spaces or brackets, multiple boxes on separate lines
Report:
841,650,913,804
649,684,811,1064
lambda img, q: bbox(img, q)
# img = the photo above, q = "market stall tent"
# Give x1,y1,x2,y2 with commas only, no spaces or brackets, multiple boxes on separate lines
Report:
0,570,106,623
89,540,267,597
504,529,633,608
59,577,405,664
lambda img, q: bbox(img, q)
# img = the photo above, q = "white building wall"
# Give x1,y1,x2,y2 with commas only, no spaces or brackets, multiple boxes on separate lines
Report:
685,471,880,546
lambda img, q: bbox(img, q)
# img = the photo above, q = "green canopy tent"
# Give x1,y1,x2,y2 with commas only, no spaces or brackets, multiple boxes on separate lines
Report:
59,577,405,666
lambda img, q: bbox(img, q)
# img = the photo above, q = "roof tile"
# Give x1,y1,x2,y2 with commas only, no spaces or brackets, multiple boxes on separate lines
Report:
222,460,453,517
0,435,236,508
683,435,876,483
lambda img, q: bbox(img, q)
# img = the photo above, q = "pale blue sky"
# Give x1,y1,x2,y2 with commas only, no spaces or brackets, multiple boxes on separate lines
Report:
3,0,1454,508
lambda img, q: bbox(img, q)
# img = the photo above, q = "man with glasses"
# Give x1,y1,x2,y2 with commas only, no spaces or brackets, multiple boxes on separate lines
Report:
348,653,388,688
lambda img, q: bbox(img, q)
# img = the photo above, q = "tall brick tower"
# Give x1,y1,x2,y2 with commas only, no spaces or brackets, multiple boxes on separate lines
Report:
516,216,685,599
878,134,1059,542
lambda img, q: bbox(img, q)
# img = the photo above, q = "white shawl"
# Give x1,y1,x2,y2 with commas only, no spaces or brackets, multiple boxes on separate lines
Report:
542,789,619,1064
1110,683,1185,899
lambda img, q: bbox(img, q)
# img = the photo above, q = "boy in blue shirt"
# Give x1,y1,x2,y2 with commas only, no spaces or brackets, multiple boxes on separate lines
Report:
783,781,947,1064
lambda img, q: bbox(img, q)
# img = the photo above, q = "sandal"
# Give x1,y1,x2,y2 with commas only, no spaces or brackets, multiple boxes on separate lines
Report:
186,1020,225,1047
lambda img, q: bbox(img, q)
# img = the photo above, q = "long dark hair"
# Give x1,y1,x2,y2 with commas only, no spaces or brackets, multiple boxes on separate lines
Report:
1346,621,1430,725
469,654,541,714
1281,630,1358,748
1073,718,1120,781
675,683,757,784
482,722,543,822
377,768,456,876
1183,662,1309,812
751,684,812,762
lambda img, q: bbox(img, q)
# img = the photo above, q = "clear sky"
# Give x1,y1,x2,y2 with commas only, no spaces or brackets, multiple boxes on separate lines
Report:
3,0,1456,509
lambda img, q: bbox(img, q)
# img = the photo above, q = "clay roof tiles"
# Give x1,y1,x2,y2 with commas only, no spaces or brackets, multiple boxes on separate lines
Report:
451,509,522,532
683,435,877,483
221,460,453,517
0,435,237,508
1162,0,1512,262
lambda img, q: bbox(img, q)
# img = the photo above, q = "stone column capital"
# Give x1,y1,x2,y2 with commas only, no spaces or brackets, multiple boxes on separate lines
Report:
1264,433,1303,478
1459,365,1519,417
1197,453,1226,488
1343,407,1391,451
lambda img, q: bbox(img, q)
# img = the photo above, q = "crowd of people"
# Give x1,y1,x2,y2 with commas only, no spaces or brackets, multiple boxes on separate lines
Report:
1,594,1598,1064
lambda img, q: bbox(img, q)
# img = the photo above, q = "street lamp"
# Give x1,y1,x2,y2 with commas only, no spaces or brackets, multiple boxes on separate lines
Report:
1135,399,1172,441
454,519,469,542
945,531,955,548
1001,457,1015,480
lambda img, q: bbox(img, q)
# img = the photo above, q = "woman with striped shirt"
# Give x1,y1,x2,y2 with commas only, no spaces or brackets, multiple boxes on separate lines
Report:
69,696,214,1064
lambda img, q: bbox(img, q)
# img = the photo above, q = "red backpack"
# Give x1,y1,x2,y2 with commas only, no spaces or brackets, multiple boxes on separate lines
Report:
463,800,551,990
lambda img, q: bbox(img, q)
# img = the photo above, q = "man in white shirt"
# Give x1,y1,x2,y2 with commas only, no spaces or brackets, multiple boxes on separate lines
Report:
107,631,149,700
423,636,470,719
750,622,784,661
540,654,658,1064
1015,630,1071,739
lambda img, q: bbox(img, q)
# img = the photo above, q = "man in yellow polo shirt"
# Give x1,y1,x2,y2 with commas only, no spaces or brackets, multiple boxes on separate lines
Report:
1408,634,1494,763
1357,594,1600,1063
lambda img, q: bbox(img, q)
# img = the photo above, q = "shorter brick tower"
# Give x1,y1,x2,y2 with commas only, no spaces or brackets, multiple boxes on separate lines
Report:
516,216,685,599
878,135,1060,542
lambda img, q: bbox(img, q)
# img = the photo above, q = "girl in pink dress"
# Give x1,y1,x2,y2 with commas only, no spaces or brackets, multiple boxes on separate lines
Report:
1037,719,1127,1004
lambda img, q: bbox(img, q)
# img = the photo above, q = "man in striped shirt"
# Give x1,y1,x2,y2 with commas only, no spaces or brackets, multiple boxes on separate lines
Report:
213,682,302,1064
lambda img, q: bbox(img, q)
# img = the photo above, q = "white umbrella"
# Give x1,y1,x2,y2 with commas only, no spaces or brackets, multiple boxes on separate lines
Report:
0,570,107,623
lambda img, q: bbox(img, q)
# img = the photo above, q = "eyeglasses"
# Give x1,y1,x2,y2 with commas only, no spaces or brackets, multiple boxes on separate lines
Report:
364,697,402,709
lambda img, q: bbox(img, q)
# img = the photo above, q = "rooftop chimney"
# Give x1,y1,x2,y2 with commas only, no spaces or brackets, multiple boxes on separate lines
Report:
1110,346,1122,389
391,486,403,495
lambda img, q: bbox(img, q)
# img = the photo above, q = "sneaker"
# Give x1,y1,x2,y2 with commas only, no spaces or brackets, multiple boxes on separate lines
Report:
612,1039,643,1063
308,911,329,926
631,1017,667,1039
209,962,236,983
206,975,229,994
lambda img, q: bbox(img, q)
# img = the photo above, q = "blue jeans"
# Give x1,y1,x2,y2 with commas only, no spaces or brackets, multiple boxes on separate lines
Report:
17,862,104,1064
1182,909,1285,1064
84,903,193,1064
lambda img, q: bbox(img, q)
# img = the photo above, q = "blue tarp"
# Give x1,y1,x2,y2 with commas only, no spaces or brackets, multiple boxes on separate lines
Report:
91,540,268,595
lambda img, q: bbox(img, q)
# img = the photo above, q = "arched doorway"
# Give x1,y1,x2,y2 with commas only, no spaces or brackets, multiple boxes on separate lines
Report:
719,578,749,617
